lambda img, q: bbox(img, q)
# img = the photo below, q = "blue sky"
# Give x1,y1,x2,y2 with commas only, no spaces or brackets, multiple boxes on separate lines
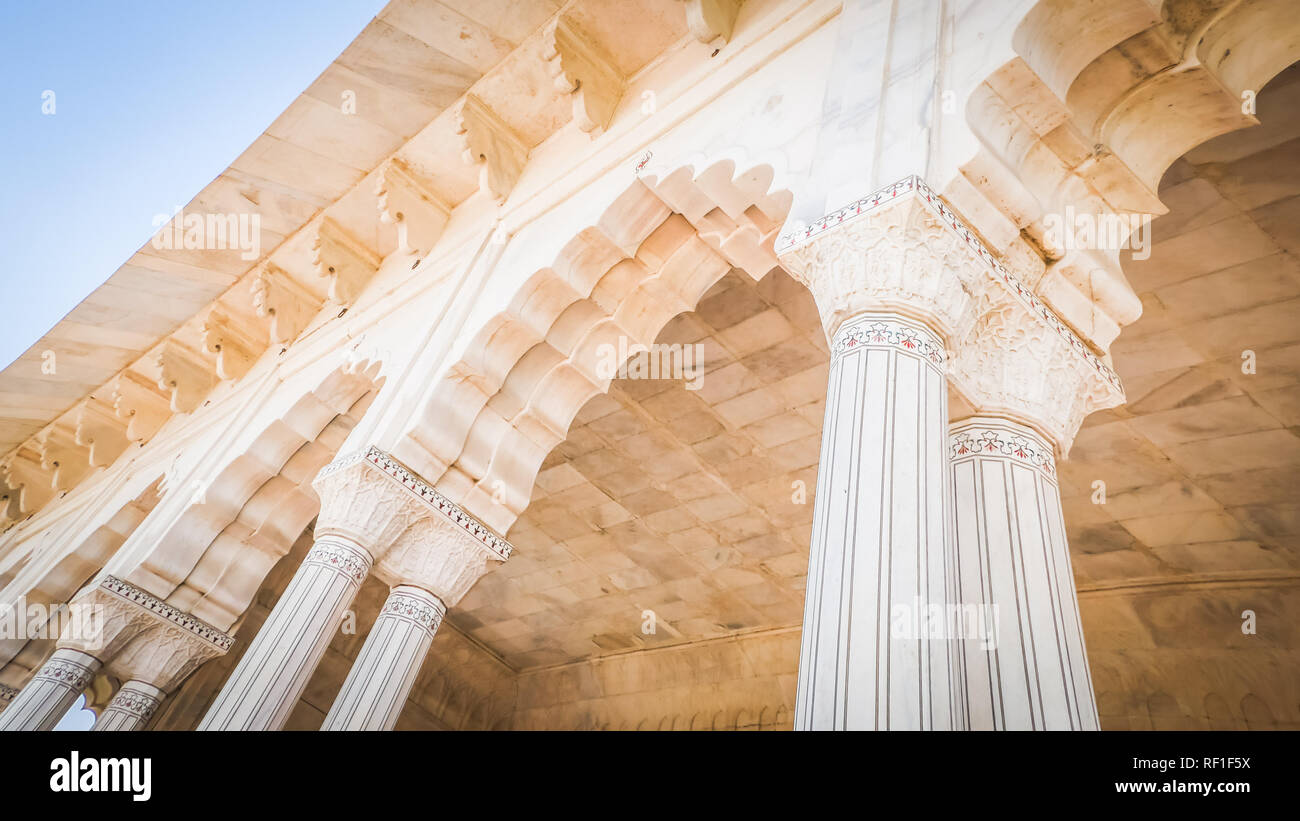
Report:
0,0,390,371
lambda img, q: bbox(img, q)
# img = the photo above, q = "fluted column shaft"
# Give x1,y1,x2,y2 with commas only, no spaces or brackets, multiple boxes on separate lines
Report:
198,538,371,730
949,417,1098,730
0,649,100,731
94,680,165,731
322,585,445,730
795,312,959,730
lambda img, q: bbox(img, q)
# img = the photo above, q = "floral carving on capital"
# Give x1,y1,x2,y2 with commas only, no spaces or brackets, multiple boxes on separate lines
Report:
948,292,1123,454
375,514,503,608
311,452,433,561
777,195,985,342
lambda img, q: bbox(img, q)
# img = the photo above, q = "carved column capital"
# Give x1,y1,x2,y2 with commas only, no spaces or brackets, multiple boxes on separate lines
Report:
313,447,514,576
376,511,506,608
948,289,1124,454
776,178,985,342
56,575,233,692
778,175,1126,454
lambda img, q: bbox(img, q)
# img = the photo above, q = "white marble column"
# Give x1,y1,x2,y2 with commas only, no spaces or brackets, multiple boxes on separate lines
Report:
197,536,373,730
937,194,1126,730
0,648,100,731
200,446,508,730
321,455,511,731
94,680,166,731
948,418,1098,730
777,182,985,730
321,586,445,730
798,312,959,729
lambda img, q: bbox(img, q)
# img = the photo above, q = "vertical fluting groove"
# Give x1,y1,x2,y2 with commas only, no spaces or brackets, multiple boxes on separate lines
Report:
1034,470,1075,729
879,348,897,729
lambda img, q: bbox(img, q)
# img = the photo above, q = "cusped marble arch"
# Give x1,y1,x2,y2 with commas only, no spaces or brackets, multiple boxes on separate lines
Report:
393,158,794,536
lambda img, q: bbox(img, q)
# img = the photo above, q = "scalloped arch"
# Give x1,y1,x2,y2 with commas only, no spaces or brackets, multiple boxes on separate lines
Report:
392,158,794,536
122,358,384,632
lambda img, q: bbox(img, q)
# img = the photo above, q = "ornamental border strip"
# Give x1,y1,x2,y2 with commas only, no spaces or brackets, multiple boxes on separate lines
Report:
832,315,946,367
381,590,447,633
305,540,371,584
35,656,97,691
100,575,234,651
322,447,514,562
775,175,1124,396
949,426,1056,478
109,689,162,721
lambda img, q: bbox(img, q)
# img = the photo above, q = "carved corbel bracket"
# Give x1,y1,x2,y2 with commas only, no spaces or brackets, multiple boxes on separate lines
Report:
1,447,55,514
112,370,171,444
377,159,451,256
36,424,93,492
75,396,129,468
154,340,215,414
251,263,321,345
312,218,380,306
201,305,267,381
544,15,626,136
683,0,742,44
455,95,528,202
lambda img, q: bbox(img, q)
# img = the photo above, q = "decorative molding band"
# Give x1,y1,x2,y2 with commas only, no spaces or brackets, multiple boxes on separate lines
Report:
831,314,945,369
106,688,162,722
304,540,372,584
950,421,1056,479
34,655,97,692
318,447,514,562
98,576,234,652
778,175,1123,396
382,588,447,634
